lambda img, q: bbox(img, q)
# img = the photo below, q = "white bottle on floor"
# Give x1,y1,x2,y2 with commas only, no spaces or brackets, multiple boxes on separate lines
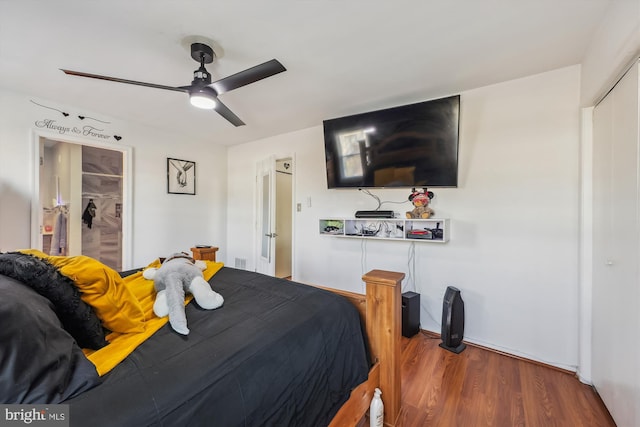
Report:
370,387,384,427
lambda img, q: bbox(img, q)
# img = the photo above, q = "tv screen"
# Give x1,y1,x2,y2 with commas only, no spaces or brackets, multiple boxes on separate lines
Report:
323,95,460,189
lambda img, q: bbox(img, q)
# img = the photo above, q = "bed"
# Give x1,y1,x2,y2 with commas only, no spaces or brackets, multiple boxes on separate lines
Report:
0,251,403,427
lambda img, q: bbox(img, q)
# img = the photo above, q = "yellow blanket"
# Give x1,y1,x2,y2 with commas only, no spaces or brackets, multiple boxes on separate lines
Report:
84,260,223,375
18,250,223,376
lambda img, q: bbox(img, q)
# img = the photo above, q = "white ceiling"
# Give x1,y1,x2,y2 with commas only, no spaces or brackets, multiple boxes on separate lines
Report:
0,1,612,146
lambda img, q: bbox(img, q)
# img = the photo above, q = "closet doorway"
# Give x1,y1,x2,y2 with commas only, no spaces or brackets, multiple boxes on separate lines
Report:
33,135,132,271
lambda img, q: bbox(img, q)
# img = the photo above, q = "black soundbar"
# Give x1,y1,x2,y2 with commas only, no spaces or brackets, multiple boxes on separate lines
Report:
355,210,395,218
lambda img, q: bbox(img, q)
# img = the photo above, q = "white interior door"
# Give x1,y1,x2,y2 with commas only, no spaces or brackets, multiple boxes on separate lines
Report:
256,156,276,276
591,61,640,427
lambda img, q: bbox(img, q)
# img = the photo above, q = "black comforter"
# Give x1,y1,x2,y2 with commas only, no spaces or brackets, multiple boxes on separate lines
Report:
65,267,370,427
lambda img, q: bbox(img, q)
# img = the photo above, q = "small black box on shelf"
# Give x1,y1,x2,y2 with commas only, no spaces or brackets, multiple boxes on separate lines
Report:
355,210,395,218
402,291,420,337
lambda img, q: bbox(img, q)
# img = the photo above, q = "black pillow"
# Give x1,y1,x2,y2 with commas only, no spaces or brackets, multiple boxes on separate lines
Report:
0,252,107,349
0,274,101,403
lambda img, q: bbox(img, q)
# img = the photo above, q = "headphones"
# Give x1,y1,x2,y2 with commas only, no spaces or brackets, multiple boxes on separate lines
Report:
408,187,434,202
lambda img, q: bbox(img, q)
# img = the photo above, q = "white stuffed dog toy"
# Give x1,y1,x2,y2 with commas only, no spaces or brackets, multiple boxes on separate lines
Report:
143,252,224,335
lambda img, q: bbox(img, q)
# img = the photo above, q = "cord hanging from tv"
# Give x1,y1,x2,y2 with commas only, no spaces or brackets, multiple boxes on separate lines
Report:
323,95,460,189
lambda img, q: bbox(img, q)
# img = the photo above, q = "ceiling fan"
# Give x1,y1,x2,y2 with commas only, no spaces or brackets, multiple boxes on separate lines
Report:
61,42,286,127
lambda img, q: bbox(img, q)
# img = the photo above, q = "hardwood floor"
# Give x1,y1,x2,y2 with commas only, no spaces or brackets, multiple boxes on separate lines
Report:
395,332,616,427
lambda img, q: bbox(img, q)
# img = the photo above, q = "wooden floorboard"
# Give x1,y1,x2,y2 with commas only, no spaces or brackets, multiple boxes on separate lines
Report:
395,332,616,427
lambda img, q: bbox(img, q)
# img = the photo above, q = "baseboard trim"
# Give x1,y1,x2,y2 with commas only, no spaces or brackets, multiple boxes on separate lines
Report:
419,329,576,377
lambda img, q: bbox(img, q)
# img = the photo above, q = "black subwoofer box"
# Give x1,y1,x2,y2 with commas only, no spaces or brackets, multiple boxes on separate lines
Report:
402,291,420,337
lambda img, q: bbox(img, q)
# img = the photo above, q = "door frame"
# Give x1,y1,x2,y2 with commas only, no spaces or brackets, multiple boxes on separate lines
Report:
30,129,133,269
254,153,296,278
255,156,276,276
274,157,293,278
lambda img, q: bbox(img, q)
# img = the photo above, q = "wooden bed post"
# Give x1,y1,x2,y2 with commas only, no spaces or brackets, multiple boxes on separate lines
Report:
315,270,404,427
362,269,403,427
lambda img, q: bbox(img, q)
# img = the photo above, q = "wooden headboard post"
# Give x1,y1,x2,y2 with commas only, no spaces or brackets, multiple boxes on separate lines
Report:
362,269,404,427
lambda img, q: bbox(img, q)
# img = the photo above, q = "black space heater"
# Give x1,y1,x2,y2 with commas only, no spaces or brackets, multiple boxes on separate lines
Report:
439,286,466,354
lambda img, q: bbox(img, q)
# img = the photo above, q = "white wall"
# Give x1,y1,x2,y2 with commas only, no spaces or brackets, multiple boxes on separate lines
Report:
0,88,228,268
227,65,581,370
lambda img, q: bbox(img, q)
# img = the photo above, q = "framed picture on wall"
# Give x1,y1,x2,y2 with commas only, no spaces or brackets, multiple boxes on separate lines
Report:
167,158,196,195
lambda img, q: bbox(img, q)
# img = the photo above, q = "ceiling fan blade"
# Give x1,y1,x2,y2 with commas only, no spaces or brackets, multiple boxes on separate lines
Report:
210,59,286,95
213,98,245,127
61,69,189,93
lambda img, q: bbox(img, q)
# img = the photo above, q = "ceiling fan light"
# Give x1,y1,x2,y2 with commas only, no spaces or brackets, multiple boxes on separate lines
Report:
190,91,217,109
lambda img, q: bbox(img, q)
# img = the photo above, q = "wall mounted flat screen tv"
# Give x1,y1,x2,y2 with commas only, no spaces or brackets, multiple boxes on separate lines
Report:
323,95,460,189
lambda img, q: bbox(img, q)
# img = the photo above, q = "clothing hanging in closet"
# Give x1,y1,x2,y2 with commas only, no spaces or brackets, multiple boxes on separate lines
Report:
50,207,68,256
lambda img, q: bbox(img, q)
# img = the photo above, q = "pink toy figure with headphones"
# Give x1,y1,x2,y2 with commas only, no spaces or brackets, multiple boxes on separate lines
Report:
406,187,434,219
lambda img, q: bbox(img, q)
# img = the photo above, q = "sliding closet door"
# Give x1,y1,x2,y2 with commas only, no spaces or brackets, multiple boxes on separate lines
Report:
591,61,640,427
81,145,124,271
